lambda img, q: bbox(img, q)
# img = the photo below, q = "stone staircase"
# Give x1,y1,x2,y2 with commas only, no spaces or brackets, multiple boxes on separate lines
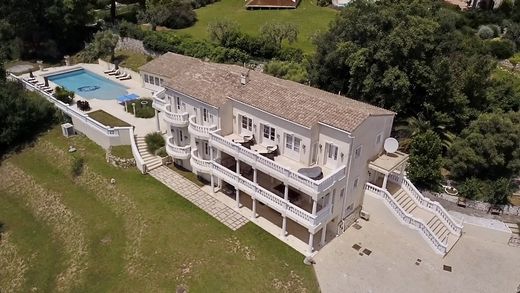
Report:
391,187,460,253
135,136,162,172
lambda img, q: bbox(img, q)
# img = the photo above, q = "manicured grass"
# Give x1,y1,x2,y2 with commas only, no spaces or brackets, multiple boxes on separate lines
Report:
175,0,338,53
123,98,155,118
114,50,150,72
168,163,206,187
0,127,319,292
88,110,131,127
111,145,134,159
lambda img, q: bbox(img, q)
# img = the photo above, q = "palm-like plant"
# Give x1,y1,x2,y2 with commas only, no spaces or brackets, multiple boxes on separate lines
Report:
395,114,454,153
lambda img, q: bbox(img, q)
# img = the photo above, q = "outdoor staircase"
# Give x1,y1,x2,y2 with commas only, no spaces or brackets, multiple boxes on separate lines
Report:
135,136,163,172
365,174,463,256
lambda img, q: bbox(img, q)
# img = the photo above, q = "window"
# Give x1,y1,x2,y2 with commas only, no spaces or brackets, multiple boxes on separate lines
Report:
176,96,181,110
154,77,160,85
160,78,164,85
327,143,338,160
241,115,252,131
376,133,382,145
203,108,208,122
205,143,209,155
285,134,302,152
263,125,275,141
144,74,149,83
355,146,362,159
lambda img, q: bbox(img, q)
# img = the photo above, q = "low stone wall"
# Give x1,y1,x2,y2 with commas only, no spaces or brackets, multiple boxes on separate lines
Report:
429,191,520,216
116,37,159,57
106,148,136,169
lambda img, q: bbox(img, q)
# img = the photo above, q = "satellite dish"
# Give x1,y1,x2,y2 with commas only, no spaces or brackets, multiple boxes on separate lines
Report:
384,137,399,153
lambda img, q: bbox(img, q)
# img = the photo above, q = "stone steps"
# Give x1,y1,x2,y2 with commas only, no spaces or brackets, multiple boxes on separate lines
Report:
135,135,162,172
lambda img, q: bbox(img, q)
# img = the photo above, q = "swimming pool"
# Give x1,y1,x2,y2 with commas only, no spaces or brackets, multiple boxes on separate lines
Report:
47,69,129,100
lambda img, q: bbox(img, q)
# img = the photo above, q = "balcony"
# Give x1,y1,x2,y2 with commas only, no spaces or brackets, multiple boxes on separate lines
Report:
212,162,332,229
190,148,212,174
209,131,347,198
152,89,166,112
166,136,191,160
188,116,217,140
164,105,189,127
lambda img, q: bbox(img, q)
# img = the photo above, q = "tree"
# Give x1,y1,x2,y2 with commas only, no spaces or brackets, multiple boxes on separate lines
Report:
208,19,240,45
260,22,298,49
93,31,119,62
308,0,495,134
406,130,443,191
396,115,454,153
138,0,195,30
448,111,520,181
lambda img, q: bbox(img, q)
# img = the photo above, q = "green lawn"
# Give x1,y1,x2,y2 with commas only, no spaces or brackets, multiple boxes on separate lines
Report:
114,50,150,72
88,110,131,127
111,145,134,159
0,127,319,292
175,0,338,53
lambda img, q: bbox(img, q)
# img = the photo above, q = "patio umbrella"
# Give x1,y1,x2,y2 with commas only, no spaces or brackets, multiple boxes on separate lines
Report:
29,71,34,78
44,77,49,87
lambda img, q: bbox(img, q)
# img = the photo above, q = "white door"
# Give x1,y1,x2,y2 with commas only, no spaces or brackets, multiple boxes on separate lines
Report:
284,133,301,161
324,142,339,169
261,124,276,145
240,115,253,136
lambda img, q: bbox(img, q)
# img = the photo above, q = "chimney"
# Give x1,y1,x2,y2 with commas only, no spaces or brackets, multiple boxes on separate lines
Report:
240,72,249,85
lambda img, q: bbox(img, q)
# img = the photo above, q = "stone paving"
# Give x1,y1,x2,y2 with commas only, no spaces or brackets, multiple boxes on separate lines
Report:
149,166,249,230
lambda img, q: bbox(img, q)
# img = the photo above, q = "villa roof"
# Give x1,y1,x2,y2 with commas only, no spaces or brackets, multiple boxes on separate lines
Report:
139,52,395,132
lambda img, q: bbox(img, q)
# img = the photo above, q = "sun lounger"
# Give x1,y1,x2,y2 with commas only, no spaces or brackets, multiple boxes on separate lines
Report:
116,73,130,80
26,77,38,84
119,74,132,81
36,82,45,87
104,67,116,74
108,69,120,76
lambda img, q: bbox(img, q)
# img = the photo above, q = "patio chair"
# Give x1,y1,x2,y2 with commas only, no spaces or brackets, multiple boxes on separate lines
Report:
26,77,38,84
108,69,120,76
104,66,116,74
119,74,132,81
116,72,129,80
115,72,127,79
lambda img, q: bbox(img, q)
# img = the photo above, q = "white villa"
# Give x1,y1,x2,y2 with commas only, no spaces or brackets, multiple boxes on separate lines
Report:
138,53,463,255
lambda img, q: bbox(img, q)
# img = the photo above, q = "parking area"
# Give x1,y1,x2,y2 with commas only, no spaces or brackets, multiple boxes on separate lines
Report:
314,194,520,293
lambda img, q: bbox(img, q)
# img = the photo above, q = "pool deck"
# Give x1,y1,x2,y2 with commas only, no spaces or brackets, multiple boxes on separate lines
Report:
23,63,166,136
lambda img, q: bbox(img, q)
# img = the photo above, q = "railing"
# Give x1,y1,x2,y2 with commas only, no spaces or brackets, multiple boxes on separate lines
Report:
163,105,189,126
166,136,191,159
12,74,130,138
211,162,331,228
188,116,217,139
130,128,147,174
365,183,448,255
152,89,166,111
190,148,212,173
388,173,463,235
210,131,347,196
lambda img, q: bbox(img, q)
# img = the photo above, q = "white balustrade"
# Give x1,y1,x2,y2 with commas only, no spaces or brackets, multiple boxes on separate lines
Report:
190,148,212,173
211,162,331,228
163,105,189,127
188,116,217,139
388,173,463,235
365,183,448,255
166,137,191,159
209,131,346,196
152,89,166,111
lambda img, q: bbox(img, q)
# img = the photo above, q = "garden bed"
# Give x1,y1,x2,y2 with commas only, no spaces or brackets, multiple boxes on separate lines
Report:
88,110,131,127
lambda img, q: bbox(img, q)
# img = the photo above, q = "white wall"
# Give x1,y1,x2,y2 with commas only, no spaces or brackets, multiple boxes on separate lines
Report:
71,117,131,149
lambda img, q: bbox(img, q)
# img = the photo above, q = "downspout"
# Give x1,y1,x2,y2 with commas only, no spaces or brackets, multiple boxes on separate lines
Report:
340,133,356,221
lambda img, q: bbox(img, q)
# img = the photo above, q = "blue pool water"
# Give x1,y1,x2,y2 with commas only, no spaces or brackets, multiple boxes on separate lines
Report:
47,69,129,100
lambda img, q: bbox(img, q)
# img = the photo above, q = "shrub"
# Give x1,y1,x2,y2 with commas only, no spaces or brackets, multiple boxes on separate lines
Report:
406,130,443,191
76,100,91,111
487,39,515,59
488,24,501,36
117,20,148,40
54,86,74,105
264,61,308,83
71,156,85,177
145,132,165,154
477,25,494,39
127,98,155,118
156,146,167,157
277,47,304,63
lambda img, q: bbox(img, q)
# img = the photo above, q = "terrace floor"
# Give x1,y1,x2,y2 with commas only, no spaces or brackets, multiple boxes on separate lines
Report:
21,63,166,136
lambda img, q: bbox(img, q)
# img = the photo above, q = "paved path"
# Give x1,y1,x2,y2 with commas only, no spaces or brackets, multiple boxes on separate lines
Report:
149,166,248,230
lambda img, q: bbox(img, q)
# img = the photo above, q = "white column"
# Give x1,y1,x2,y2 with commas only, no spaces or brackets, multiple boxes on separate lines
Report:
236,159,240,174
284,184,289,201
210,146,215,194
281,216,287,237
399,162,406,181
251,198,257,219
320,225,327,246
382,173,389,190
253,168,257,183
155,109,160,132
235,188,240,208
312,200,318,215
308,232,314,254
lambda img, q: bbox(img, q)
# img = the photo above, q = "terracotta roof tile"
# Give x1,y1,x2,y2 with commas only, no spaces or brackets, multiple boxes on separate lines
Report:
140,53,395,132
